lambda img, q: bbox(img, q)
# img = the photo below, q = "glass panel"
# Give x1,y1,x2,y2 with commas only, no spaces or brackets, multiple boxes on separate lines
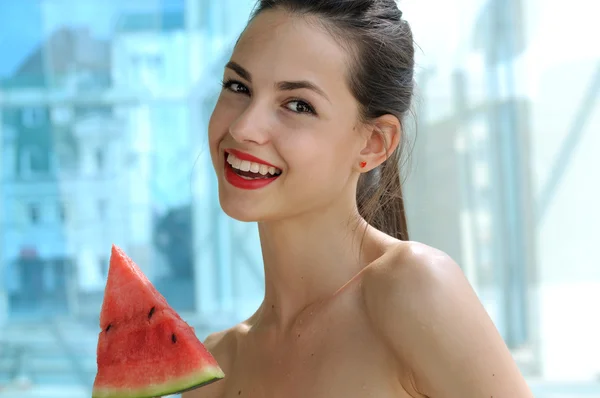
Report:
1,0,599,396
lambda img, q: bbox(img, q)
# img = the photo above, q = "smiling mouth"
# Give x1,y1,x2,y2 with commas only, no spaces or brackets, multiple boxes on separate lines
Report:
225,152,282,180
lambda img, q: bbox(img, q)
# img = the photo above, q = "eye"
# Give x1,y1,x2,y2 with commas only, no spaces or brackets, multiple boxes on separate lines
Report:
222,79,250,95
285,99,316,115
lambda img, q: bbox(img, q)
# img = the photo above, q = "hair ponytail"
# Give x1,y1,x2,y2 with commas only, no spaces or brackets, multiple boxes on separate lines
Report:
357,144,409,241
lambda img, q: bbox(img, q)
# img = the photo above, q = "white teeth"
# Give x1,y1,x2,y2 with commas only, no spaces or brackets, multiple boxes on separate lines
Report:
240,160,251,172
226,153,282,176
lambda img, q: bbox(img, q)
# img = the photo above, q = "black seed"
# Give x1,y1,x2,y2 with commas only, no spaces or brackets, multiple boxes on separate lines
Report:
148,306,156,319
172,333,177,343
105,324,112,332
238,390,242,395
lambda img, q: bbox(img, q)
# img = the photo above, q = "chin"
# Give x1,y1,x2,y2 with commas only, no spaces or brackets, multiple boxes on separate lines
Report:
220,205,262,223
217,191,269,223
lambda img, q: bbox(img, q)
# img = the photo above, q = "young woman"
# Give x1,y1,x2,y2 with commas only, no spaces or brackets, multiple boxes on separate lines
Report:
185,0,533,396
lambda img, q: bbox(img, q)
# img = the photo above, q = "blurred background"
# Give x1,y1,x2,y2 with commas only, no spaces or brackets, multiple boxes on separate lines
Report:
0,0,598,396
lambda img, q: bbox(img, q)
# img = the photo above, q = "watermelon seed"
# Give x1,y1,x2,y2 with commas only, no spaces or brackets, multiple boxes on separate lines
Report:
105,324,112,332
172,333,177,343
148,306,156,319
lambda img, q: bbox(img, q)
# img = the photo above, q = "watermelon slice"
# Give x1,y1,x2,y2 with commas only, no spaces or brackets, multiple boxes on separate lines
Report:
92,245,224,398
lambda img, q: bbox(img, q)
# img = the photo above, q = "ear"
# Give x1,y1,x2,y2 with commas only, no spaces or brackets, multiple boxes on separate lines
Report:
357,114,401,171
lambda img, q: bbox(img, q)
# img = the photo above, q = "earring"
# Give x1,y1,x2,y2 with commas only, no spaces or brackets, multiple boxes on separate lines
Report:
359,161,367,168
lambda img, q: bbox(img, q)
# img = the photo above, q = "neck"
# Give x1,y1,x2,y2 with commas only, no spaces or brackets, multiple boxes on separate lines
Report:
253,198,382,331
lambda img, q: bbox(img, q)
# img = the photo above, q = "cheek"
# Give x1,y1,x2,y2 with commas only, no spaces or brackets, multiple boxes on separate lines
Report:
207,105,229,172
279,129,354,183
208,95,249,145
208,100,227,145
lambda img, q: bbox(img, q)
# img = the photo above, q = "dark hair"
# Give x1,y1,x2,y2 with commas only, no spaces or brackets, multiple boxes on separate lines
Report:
249,0,415,241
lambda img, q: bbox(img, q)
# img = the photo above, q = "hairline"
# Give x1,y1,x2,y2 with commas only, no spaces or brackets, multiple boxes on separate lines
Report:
247,6,369,124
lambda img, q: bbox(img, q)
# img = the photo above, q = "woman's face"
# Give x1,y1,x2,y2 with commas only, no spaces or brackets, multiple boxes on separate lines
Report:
208,10,367,222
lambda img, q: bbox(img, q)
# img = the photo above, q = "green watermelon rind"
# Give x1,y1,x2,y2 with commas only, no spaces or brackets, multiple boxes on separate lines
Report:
91,366,225,398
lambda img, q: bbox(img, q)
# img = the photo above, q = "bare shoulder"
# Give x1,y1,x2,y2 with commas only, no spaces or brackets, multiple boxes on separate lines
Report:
363,240,454,287
203,327,237,362
362,241,464,310
361,241,533,398
182,325,242,398
361,241,465,351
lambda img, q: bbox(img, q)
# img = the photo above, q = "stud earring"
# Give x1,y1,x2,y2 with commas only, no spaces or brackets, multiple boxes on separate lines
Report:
359,161,367,168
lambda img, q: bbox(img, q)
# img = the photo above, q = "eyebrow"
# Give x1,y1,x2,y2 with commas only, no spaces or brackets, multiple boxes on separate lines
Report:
225,61,330,102
226,61,252,82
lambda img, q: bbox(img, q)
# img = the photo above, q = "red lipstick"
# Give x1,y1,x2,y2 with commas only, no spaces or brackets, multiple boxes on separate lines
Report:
223,150,281,190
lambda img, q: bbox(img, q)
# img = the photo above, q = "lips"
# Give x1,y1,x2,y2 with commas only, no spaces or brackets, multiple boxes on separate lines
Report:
223,149,282,190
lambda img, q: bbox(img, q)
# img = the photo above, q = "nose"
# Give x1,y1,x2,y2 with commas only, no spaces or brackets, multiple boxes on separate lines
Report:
228,101,271,145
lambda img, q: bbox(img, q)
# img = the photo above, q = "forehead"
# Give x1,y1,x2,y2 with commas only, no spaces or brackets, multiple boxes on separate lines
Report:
232,10,351,90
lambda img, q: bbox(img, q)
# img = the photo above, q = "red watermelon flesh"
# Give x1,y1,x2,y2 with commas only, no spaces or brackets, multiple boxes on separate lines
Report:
99,245,170,329
92,245,224,398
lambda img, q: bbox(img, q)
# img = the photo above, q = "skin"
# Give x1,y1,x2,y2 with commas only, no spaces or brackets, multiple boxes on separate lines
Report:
183,9,534,398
